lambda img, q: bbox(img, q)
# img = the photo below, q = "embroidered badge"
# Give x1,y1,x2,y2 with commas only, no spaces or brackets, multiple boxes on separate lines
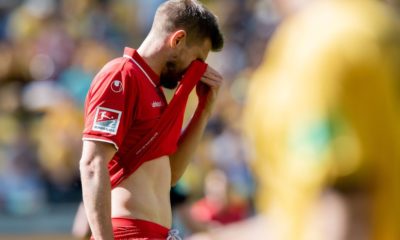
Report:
111,80,123,93
92,107,122,135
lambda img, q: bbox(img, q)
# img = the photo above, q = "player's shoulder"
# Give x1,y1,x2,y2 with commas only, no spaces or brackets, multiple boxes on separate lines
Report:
87,57,140,97
92,57,139,85
98,57,134,77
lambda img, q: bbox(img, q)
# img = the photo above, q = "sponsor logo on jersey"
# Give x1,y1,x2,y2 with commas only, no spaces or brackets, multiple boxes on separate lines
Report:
92,107,122,135
111,80,123,93
152,101,163,108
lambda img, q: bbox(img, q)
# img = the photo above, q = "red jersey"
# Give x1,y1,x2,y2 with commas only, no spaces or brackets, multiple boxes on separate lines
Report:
83,47,208,187
83,47,169,162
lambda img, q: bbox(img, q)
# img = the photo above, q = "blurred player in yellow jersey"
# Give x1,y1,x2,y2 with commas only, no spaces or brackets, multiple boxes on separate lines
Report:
189,0,400,239
244,0,400,239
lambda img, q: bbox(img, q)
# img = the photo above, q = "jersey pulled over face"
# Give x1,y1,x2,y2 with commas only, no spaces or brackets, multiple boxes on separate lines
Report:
83,47,171,158
160,38,211,89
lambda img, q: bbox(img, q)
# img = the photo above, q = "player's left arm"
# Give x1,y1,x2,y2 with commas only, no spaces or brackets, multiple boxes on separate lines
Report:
169,65,223,186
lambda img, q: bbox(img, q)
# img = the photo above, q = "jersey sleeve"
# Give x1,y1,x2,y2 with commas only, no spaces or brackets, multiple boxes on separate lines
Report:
82,60,136,150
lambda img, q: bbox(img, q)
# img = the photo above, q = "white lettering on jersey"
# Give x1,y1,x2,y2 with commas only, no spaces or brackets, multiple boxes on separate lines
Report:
152,101,163,108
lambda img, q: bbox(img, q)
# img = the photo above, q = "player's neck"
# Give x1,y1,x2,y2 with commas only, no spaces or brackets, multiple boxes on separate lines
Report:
137,36,165,76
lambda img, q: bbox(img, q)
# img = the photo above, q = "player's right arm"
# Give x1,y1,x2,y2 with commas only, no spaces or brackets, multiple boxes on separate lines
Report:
80,140,116,240
80,58,137,240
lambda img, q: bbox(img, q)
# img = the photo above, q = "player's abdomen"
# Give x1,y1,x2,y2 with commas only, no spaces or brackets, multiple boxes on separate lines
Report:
110,156,172,228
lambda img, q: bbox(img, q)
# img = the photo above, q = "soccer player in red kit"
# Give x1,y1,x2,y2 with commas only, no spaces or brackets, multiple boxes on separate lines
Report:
79,1,224,239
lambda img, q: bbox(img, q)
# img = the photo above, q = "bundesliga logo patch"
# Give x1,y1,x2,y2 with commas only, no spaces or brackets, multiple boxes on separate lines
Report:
92,107,122,135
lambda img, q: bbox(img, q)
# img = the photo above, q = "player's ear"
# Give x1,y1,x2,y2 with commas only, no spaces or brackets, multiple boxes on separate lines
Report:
169,30,187,48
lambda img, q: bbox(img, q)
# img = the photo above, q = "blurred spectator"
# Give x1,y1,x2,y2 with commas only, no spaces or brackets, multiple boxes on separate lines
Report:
190,169,250,226
58,40,115,106
0,125,46,216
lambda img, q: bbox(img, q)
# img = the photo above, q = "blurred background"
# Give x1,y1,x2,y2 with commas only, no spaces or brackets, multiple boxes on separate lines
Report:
0,0,399,240
0,0,274,239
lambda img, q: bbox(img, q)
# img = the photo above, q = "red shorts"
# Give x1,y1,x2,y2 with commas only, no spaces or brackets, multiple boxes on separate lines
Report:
90,218,170,240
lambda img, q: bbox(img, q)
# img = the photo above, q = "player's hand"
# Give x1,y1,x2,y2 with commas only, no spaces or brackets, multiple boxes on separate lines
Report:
196,65,223,114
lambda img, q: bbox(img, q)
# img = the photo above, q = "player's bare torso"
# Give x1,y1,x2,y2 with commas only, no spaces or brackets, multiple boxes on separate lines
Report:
110,155,172,228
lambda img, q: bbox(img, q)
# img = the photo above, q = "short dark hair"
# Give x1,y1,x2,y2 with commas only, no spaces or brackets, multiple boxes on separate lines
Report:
153,0,224,51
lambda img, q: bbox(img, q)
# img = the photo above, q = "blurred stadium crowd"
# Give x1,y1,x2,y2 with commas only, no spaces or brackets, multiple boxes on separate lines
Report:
0,0,277,237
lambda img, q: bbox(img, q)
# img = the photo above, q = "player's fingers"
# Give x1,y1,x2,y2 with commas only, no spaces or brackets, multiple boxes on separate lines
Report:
206,65,219,74
205,65,223,79
200,76,221,88
204,71,222,81
204,70,220,78
202,72,223,83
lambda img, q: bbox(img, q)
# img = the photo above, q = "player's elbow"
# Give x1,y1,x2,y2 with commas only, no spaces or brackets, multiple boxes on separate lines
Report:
79,156,106,181
79,157,95,180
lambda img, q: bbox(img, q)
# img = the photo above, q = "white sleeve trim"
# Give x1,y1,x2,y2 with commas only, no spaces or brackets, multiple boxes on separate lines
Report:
82,137,119,150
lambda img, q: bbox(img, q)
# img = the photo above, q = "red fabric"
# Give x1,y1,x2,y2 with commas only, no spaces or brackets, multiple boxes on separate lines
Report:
191,199,248,225
83,47,166,151
90,218,169,240
83,47,208,188
108,56,207,188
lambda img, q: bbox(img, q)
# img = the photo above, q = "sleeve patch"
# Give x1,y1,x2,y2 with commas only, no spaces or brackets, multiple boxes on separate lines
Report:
92,107,122,135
